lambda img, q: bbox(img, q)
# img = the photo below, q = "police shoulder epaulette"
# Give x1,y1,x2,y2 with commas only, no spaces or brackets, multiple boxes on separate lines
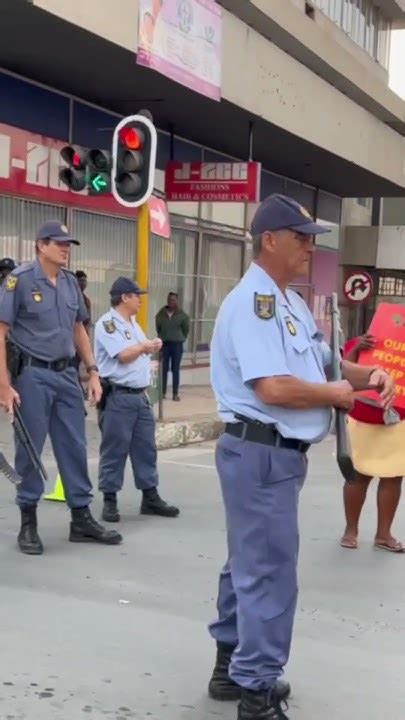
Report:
62,269,79,283
13,262,32,276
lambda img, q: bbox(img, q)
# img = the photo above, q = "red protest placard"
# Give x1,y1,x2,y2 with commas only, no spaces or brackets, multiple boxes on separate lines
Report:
357,302,405,409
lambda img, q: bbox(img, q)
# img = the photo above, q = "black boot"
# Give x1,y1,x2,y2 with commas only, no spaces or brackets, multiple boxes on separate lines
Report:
208,643,290,704
141,488,180,518
18,506,43,555
70,507,122,544
238,689,289,719
102,493,120,523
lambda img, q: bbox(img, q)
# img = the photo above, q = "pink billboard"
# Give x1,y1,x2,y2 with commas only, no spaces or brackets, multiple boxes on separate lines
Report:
137,0,222,101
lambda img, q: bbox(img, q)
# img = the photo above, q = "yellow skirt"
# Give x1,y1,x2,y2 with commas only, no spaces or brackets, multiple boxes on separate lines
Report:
347,417,405,478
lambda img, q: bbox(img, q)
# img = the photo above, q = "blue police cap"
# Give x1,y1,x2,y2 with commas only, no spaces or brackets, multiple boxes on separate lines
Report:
251,194,330,236
0,257,16,270
36,220,80,245
110,277,148,297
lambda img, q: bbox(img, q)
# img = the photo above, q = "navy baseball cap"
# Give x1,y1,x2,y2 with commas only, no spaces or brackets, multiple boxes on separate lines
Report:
110,277,148,296
36,220,80,245
0,257,16,270
251,194,330,236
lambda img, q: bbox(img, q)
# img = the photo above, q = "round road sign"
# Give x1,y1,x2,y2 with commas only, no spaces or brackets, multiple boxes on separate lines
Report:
343,271,373,304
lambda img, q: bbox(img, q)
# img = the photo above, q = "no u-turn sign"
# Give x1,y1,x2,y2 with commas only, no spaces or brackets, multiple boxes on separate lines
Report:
344,271,373,304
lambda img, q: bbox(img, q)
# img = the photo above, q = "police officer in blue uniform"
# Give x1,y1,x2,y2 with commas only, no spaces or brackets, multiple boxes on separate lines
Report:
208,195,394,719
0,257,17,285
95,277,180,522
0,220,122,555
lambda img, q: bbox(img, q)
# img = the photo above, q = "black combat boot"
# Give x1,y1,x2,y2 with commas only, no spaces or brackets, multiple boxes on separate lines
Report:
140,488,180,517
18,506,43,555
70,507,122,544
208,643,290,703
102,492,120,523
238,689,289,720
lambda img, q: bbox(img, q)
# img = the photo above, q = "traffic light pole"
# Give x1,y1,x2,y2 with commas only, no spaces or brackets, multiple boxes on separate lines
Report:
136,202,149,332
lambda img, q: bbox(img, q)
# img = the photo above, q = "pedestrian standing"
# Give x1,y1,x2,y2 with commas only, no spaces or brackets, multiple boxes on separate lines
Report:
95,277,180,522
73,270,92,396
156,292,189,401
0,220,122,555
75,270,91,333
207,194,394,719
340,333,405,552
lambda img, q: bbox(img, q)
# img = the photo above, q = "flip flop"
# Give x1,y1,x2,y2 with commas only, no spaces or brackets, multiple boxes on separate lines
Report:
340,536,358,549
374,540,405,553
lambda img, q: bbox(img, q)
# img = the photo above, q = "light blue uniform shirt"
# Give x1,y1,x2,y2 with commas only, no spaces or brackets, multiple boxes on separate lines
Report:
0,260,88,361
94,308,151,388
210,263,332,443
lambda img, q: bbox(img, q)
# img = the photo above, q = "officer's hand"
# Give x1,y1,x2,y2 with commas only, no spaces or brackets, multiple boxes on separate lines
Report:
330,380,355,410
142,339,161,354
0,383,20,418
87,374,102,406
369,369,395,409
151,337,163,352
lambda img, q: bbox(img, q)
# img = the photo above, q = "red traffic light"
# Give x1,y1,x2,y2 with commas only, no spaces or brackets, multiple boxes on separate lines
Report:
119,127,144,150
72,152,82,168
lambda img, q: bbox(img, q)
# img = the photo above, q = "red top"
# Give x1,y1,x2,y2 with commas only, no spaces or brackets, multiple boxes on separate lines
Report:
343,338,405,425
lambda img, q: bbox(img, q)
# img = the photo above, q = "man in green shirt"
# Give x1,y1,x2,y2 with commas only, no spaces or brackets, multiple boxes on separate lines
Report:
156,292,190,401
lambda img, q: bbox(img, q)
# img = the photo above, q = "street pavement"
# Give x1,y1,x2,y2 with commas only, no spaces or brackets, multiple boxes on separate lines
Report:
0,434,404,719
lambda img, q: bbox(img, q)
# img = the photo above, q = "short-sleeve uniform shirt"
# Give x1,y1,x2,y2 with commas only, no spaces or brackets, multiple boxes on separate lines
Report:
210,263,332,443
0,260,88,361
94,309,151,389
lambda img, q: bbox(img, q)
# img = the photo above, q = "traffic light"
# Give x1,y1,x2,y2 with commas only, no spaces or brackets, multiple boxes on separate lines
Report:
59,146,87,192
112,113,157,208
59,146,112,195
87,149,112,196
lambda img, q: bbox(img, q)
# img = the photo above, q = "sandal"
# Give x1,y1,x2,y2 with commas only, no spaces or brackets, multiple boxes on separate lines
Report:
374,539,405,553
340,535,358,549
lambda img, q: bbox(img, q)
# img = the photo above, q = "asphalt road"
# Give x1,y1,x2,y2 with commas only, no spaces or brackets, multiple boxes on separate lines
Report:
0,436,404,720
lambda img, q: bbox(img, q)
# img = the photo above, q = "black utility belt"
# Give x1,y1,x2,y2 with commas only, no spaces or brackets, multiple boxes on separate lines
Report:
225,417,310,454
111,384,146,395
22,354,75,372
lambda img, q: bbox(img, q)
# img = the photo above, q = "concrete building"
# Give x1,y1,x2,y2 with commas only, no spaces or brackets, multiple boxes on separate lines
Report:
0,0,404,381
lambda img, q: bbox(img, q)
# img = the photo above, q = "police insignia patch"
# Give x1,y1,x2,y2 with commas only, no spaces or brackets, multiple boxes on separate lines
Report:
286,319,297,336
125,330,131,339
103,319,116,334
254,293,275,320
5,276,17,291
32,291,42,303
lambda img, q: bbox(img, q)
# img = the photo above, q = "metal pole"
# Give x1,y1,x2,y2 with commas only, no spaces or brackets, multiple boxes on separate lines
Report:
157,355,164,421
136,203,149,333
248,121,254,161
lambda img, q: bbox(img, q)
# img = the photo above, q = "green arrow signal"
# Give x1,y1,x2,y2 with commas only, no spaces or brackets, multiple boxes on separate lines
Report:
91,174,108,192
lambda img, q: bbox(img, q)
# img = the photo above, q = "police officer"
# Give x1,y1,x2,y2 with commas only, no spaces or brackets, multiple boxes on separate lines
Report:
207,194,394,719
0,220,122,555
95,277,180,522
0,257,17,285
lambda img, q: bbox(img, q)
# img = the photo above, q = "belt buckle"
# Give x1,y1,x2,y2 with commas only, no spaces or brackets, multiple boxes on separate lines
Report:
54,359,66,372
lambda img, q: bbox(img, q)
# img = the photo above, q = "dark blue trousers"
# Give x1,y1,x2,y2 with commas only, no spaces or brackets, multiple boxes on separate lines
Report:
98,390,158,493
162,341,183,396
209,432,307,691
14,366,93,508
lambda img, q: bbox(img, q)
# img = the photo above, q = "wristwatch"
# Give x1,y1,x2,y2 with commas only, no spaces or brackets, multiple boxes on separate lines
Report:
86,364,99,374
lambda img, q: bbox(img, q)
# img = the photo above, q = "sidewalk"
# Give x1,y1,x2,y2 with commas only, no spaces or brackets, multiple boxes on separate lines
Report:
155,385,222,448
0,386,222,463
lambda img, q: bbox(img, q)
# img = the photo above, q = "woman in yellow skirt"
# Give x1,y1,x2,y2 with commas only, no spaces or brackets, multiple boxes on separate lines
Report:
340,334,405,553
